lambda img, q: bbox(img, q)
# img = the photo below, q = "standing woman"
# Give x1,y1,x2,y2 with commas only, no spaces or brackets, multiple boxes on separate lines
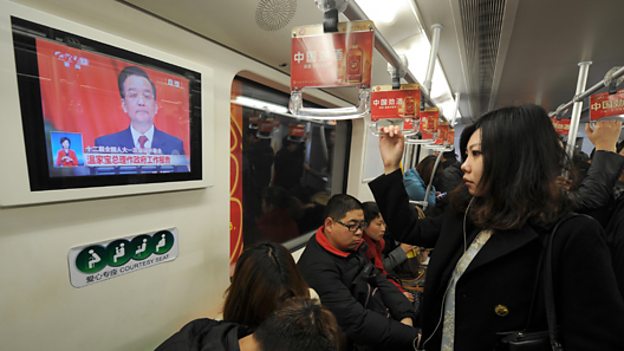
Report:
369,104,624,350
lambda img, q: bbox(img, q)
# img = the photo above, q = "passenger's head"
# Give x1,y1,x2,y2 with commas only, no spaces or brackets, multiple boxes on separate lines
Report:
460,104,567,229
117,66,158,130
362,201,385,242
323,194,365,251
60,137,71,149
416,155,439,186
224,242,310,328
254,298,343,351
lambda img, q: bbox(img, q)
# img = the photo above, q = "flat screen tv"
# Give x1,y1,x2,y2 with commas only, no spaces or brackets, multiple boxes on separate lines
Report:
11,16,202,191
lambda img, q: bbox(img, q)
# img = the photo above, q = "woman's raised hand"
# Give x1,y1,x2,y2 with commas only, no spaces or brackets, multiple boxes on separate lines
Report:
378,125,405,174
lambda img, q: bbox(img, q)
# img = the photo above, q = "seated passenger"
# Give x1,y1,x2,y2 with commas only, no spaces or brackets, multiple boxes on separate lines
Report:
361,201,411,294
403,155,438,208
253,297,343,351
156,242,310,350
297,194,418,350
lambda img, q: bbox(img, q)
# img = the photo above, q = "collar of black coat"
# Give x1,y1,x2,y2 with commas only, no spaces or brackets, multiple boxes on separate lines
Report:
314,226,364,258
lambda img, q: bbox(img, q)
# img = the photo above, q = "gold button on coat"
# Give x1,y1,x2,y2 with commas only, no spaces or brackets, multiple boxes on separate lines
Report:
494,304,510,317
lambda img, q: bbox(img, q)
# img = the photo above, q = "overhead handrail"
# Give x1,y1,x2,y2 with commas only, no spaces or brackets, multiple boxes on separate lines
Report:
343,1,443,119
550,65,624,117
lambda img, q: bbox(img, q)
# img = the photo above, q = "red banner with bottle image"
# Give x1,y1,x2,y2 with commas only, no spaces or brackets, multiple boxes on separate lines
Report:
370,84,421,121
435,123,450,145
291,21,374,90
420,108,439,140
590,90,624,121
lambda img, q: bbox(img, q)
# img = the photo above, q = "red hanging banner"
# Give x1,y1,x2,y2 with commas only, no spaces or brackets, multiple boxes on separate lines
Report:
589,90,624,121
420,108,439,140
370,84,421,121
551,117,571,136
291,21,374,90
435,123,449,145
446,128,455,145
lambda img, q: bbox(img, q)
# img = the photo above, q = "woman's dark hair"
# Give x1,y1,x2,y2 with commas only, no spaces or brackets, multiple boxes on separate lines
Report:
459,104,569,230
60,137,71,145
361,201,381,224
223,242,310,328
416,155,439,186
255,298,343,351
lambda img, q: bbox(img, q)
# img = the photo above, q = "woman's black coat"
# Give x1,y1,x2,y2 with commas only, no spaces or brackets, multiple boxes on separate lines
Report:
370,170,624,351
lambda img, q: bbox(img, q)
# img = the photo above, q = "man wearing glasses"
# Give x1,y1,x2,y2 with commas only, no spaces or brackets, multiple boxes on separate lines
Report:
298,194,418,351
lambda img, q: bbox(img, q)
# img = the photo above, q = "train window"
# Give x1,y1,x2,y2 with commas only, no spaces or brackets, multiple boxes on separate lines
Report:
230,77,351,252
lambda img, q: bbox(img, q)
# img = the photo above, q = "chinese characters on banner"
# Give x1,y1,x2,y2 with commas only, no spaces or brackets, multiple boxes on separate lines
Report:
370,84,421,135
291,21,374,90
370,84,421,120
590,90,624,121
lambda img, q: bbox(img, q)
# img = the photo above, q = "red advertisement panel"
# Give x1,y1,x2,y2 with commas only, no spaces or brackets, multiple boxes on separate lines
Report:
371,84,421,121
590,90,624,121
291,21,374,90
435,123,449,145
447,128,455,145
420,108,439,140
551,117,571,136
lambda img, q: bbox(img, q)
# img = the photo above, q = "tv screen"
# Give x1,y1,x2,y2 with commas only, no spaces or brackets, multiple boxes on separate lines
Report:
11,17,202,191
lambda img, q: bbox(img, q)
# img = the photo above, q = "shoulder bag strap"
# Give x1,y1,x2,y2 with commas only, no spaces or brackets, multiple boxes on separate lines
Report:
544,213,579,351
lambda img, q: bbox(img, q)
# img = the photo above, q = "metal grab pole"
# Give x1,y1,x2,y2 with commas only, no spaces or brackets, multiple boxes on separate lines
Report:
451,92,461,126
422,151,444,211
423,24,443,93
565,61,592,159
343,3,436,108
551,65,624,117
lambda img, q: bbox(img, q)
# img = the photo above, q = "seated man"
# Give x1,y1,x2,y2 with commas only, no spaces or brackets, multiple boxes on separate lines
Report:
297,194,418,350
156,297,342,351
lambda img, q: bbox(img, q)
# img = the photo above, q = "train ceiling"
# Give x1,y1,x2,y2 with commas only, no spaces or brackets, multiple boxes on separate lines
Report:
122,0,624,122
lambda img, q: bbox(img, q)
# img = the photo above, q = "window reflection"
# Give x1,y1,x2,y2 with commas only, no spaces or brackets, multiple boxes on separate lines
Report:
242,108,339,246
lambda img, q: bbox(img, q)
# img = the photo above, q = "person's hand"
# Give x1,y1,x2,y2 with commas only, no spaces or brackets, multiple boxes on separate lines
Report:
400,317,413,327
400,243,415,253
586,120,622,152
403,291,415,302
378,125,405,174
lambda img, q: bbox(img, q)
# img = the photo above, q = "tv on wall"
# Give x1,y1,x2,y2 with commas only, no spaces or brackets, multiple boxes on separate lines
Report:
12,16,202,191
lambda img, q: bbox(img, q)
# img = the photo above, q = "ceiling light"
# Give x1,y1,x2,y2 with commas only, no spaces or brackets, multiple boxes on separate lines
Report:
356,0,403,24
231,96,289,114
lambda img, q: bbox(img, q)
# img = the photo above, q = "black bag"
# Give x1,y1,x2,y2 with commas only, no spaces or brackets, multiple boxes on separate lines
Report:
350,261,390,318
494,215,579,351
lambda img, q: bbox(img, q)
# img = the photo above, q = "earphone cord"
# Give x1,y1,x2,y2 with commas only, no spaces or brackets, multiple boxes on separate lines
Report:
463,197,475,252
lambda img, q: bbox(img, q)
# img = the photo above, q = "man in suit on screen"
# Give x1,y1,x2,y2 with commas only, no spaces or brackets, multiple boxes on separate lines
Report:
95,66,185,156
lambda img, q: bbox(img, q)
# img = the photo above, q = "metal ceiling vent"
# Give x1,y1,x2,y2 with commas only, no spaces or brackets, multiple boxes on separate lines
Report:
459,0,505,114
255,0,297,31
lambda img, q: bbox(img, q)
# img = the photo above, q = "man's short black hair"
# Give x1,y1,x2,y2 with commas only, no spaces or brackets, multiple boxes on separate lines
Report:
117,66,157,99
254,298,343,351
323,194,363,221
59,137,70,145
